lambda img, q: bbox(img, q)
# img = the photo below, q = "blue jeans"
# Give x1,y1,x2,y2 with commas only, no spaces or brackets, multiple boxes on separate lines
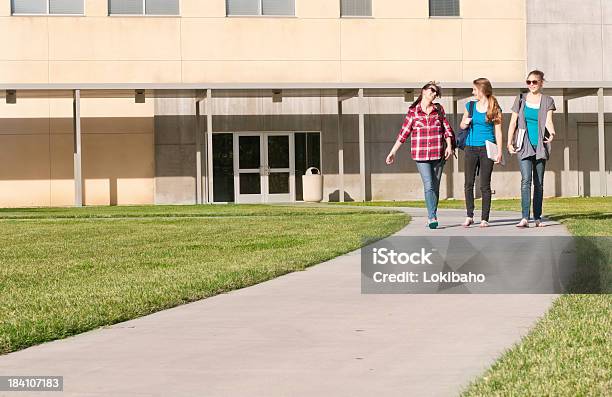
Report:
416,159,445,220
519,156,546,220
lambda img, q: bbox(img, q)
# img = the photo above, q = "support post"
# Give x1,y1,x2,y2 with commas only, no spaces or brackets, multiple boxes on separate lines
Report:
206,89,214,203
358,88,366,202
195,97,202,204
73,89,83,207
337,97,344,202
597,88,607,196
451,96,459,199
563,96,570,196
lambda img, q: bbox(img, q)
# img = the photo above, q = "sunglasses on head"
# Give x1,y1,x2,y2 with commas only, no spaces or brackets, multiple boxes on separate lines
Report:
526,80,541,85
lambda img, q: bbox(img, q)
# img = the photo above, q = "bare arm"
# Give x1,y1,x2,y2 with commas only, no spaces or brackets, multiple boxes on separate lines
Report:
444,136,453,160
494,122,503,163
459,106,471,129
389,139,402,157
544,110,556,143
507,112,519,153
387,111,413,164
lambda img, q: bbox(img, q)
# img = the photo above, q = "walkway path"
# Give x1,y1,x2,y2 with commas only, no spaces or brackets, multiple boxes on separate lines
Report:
0,207,570,397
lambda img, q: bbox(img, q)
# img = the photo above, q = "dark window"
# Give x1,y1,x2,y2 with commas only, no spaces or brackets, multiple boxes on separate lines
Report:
226,0,294,16
145,0,179,15
109,0,142,14
429,0,460,17
108,0,180,16
12,0,84,14
212,134,235,202
340,0,372,17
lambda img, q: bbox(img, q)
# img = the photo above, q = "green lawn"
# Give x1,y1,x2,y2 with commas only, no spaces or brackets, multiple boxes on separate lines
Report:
337,197,612,396
0,204,408,355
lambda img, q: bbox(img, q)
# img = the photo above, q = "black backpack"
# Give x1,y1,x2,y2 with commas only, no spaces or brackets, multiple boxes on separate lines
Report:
455,101,475,150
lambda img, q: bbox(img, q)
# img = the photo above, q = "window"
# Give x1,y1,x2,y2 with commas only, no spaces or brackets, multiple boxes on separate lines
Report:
429,0,460,17
108,0,180,16
11,0,84,15
226,0,295,16
213,134,235,203
340,0,372,17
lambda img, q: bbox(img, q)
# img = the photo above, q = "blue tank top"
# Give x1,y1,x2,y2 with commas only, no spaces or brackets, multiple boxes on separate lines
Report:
524,103,539,148
466,101,496,147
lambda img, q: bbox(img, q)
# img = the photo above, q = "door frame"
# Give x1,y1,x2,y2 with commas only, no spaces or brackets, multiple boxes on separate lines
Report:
233,132,265,204
210,131,322,204
232,131,295,204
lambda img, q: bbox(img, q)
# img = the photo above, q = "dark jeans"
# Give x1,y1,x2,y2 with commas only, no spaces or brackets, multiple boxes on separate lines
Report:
464,146,494,221
519,155,546,220
415,158,445,220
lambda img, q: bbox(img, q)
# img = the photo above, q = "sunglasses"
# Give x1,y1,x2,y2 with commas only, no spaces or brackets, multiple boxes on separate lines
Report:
425,87,439,96
526,80,541,85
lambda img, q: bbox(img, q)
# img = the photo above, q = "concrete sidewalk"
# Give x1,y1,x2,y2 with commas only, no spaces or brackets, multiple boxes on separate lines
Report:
0,207,570,397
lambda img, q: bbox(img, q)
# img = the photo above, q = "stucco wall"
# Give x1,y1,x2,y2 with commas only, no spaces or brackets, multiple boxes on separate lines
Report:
0,0,527,84
527,0,611,81
0,97,154,207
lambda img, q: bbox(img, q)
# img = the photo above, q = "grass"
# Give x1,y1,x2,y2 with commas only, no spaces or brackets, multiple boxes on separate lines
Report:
0,204,409,355
462,295,611,396
337,197,612,396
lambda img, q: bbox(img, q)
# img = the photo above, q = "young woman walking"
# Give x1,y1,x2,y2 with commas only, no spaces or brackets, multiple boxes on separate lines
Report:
507,70,557,227
386,81,455,229
459,78,503,228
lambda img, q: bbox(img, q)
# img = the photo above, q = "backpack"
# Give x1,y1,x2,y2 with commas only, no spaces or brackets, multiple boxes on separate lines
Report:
455,101,475,150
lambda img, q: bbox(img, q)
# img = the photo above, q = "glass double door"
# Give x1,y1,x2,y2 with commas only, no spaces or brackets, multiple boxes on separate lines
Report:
233,132,295,203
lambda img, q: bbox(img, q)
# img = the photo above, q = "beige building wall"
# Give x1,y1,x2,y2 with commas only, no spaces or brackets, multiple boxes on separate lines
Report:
0,0,526,84
0,98,154,207
0,0,527,206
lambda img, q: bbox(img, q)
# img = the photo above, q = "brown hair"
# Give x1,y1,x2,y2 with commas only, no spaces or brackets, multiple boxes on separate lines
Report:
473,78,502,125
527,70,545,81
410,81,442,109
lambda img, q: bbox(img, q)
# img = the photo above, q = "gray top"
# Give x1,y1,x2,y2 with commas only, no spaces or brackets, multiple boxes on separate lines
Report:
511,93,556,160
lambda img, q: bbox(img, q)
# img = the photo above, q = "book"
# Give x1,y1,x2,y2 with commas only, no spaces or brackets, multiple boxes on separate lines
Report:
486,140,505,165
515,128,526,151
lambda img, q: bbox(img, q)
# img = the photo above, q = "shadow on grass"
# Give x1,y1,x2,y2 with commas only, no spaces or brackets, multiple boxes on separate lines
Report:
568,237,612,294
548,212,612,222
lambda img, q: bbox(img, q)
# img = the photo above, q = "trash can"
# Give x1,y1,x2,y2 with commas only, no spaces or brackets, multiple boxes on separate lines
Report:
302,167,323,202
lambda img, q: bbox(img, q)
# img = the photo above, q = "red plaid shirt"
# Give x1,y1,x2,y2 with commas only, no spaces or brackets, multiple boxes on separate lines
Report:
397,103,454,161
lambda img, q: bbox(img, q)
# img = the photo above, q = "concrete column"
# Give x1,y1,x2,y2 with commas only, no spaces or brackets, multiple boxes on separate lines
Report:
195,98,203,204
597,88,606,196
73,89,83,207
358,88,366,202
206,89,214,203
451,96,459,199
337,98,344,202
563,97,570,196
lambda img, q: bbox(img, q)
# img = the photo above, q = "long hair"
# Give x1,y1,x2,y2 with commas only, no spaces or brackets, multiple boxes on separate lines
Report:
473,78,502,124
410,81,442,109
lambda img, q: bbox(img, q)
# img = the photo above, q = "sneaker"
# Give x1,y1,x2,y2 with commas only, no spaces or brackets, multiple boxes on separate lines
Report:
428,219,439,229
535,219,544,227
515,218,529,228
462,217,474,228
479,220,490,228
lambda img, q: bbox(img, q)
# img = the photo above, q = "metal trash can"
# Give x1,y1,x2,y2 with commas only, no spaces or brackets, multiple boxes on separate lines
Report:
302,167,323,202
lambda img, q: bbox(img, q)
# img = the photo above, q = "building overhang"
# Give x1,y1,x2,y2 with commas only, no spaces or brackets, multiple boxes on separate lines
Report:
1,82,611,99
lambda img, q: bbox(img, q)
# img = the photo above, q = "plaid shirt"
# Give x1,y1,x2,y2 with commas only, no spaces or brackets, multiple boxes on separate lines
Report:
397,103,454,161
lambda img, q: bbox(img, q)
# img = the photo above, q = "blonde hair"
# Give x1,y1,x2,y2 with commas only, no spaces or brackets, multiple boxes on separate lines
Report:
473,78,502,125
